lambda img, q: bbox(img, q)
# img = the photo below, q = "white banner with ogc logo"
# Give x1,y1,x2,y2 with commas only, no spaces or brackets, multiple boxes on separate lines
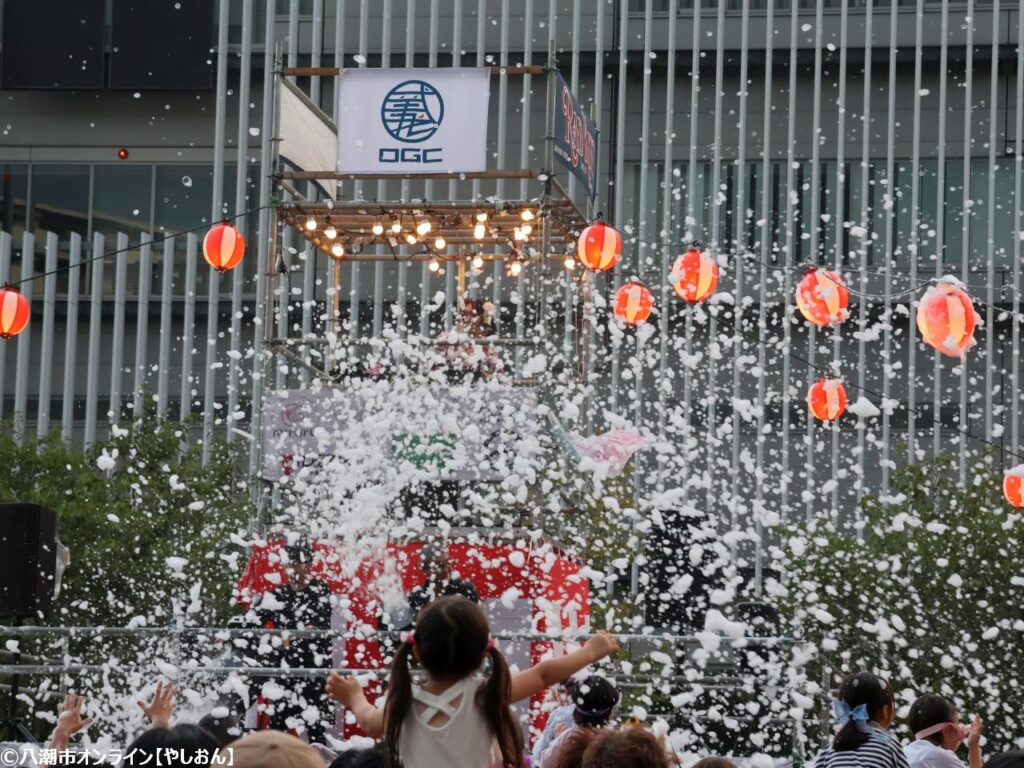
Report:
336,67,491,174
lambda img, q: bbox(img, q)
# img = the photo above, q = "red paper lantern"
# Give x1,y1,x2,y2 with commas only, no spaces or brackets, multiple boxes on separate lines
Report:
614,280,653,325
796,268,849,327
669,247,718,303
0,285,30,339
577,222,622,272
1003,468,1024,508
203,221,246,272
807,378,847,421
916,278,977,357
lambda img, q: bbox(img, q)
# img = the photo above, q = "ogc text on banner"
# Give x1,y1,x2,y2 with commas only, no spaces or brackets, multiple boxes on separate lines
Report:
336,67,491,174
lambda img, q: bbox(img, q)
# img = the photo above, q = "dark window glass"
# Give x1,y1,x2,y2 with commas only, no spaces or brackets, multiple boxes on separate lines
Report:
92,165,153,241
1,0,104,89
27,165,90,243
0,164,28,242
154,165,214,235
109,0,214,90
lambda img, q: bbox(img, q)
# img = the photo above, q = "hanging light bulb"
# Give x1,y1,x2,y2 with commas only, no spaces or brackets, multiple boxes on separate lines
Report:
472,254,484,269
521,223,533,236
429,259,441,272
324,223,338,239
416,220,432,236
434,236,446,250
372,222,384,236
476,212,488,222
510,261,523,277
513,227,528,242
391,220,402,234
405,233,418,245
474,222,486,239
520,209,535,221
564,256,576,270
331,243,344,258
305,216,317,231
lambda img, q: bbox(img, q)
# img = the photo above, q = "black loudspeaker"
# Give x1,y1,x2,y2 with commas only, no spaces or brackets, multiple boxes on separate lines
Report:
0,504,59,618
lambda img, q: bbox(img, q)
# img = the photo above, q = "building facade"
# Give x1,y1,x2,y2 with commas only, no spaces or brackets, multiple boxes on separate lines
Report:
0,0,1022,528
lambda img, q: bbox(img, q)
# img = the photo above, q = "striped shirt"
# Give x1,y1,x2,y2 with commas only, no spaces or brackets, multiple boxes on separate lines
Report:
814,727,911,768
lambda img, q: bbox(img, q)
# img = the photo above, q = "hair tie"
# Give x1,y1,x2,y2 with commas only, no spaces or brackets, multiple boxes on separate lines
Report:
402,631,418,652
834,700,871,732
485,636,497,653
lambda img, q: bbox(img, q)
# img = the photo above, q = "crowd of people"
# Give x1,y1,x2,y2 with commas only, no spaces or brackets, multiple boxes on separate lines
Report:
5,544,1024,767
10,595,1024,768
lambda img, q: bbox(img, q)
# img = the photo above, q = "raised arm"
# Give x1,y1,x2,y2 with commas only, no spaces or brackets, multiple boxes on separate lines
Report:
326,672,385,738
509,631,620,704
967,714,983,768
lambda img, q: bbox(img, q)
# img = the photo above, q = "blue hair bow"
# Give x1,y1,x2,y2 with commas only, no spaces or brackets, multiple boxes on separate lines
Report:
834,700,870,730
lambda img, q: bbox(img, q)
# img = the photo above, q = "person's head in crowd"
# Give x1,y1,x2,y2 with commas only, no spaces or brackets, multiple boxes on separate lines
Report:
462,299,496,338
330,745,386,768
442,577,479,603
832,671,895,751
908,693,964,750
383,595,524,768
283,542,315,590
230,730,324,768
986,752,1024,768
125,724,220,766
572,675,620,728
197,711,241,748
419,543,452,585
691,758,738,768
560,676,580,703
577,729,672,768
550,727,600,768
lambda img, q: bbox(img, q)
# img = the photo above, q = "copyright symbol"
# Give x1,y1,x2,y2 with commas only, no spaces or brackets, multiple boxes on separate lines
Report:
0,749,19,764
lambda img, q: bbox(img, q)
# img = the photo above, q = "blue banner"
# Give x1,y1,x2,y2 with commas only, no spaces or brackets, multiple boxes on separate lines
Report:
553,72,598,199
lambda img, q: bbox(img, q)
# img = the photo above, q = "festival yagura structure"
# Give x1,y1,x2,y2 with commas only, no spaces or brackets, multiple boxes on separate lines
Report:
235,57,611,739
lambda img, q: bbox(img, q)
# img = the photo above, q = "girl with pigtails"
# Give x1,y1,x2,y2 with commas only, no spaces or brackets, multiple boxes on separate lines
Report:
326,595,620,768
813,671,910,768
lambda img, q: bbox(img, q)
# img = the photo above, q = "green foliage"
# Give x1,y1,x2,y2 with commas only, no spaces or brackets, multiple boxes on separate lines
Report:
781,454,1024,751
0,418,250,627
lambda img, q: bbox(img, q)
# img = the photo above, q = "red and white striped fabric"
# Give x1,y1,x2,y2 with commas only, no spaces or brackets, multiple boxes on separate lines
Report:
807,378,847,421
0,286,30,339
796,268,849,327
1003,466,1024,508
669,247,718,303
203,222,246,272
916,277,977,357
613,280,653,325
577,222,622,272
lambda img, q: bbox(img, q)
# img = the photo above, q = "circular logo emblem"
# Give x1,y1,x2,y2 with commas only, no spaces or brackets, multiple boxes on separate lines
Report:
381,79,445,143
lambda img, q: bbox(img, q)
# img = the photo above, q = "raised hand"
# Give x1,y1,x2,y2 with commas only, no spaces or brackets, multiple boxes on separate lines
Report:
137,680,176,729
50,694,94,751
325,672,365,708
584,630,621,662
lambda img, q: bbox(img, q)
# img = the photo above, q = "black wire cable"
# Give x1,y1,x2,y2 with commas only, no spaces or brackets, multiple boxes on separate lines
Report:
5,203,276,291
705,308,1024,465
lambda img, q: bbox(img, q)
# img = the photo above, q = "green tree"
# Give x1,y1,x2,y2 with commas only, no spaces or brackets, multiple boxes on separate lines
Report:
0,417,249,628
780,454,1024,751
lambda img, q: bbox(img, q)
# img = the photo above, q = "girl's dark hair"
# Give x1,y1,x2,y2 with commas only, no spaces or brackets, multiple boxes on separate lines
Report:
382,596,524,768
581,729,672,768
197,712,241,748
125,724,220,765
692,759,738,768
331,745,386,768
572,676,620,728
551,728,601,768
833,672,895,752
908,694,957,745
